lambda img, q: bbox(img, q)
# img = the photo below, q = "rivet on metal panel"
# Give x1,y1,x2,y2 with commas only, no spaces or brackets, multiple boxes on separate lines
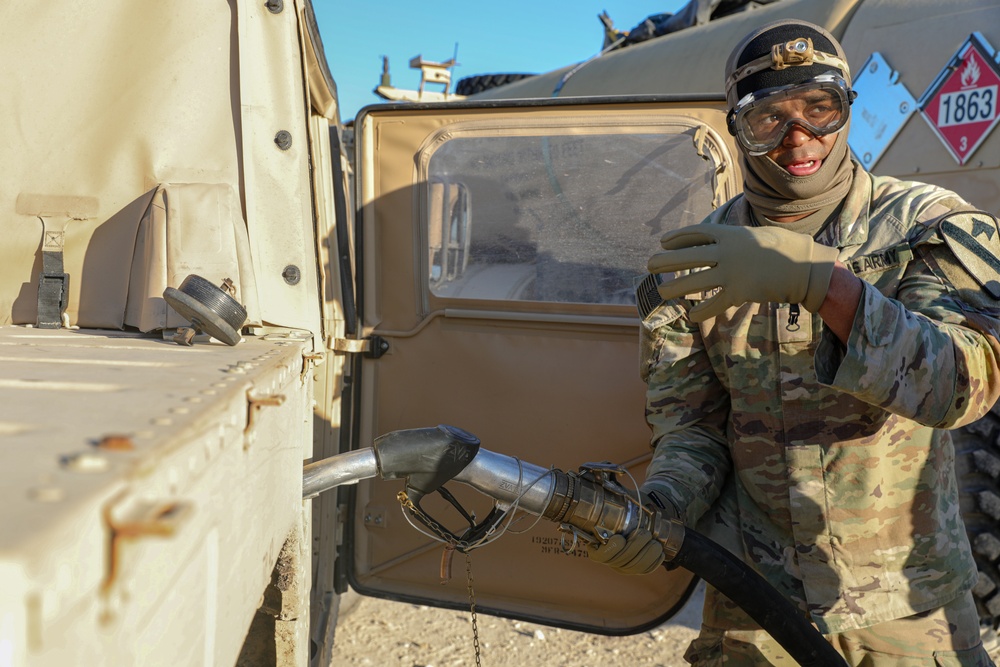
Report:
245,392,287,436
282,265,301,285
265,0,283,14
61,452,110,473
274,130,293,150
363,507,387,529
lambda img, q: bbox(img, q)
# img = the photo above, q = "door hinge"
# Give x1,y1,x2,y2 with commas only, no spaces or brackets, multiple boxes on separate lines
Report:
329,335,390,358
329,337,369,353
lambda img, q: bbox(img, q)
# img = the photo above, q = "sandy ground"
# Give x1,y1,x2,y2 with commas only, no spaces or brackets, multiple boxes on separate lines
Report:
329,584,1000,667
329,583,705,667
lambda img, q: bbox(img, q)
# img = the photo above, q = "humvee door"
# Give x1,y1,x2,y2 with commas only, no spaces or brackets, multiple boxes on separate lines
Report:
349,96,740,633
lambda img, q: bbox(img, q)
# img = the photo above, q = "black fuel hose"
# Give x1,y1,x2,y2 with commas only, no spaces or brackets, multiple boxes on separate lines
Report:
671,527,847,667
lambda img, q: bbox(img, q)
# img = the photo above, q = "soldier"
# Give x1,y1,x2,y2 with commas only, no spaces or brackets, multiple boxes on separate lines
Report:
588,19,1000,666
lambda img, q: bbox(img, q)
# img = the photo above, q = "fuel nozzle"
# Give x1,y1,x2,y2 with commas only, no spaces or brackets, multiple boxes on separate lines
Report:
540,462,685,561
374,424,481,506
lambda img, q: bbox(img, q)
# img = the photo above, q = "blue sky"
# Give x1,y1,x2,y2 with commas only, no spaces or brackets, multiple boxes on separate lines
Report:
314,1,687,123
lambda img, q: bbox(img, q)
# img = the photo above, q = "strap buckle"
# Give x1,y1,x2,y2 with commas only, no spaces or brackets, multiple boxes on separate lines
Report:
37,229,70,329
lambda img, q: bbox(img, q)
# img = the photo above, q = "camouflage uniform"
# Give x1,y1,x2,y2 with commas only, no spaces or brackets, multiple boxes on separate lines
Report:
640,166,1000,663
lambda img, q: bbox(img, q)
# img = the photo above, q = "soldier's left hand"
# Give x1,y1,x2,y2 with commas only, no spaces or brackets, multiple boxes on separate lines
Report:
648,224,840,322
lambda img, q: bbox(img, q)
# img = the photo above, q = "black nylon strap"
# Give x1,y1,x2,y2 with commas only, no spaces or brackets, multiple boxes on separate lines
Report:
37,242,69,329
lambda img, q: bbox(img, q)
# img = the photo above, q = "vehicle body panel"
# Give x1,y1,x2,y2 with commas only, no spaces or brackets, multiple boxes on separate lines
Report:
0,329,312,666
350,98,741,632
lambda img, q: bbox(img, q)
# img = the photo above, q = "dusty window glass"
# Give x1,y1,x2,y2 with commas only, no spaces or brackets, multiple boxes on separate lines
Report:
426,131,717,305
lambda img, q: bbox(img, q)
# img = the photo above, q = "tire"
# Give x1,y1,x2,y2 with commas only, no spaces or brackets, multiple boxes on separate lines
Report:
455,73,536,97
953,401,1000,635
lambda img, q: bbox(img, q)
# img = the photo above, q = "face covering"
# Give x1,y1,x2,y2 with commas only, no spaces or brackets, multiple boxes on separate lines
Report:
724,20,856,218
740,120,854,218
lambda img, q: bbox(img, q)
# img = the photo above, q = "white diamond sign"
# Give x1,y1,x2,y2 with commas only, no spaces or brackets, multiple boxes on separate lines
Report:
849,52,917,169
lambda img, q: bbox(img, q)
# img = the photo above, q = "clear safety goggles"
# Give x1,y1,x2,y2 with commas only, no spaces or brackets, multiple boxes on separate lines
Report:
727,74,856,156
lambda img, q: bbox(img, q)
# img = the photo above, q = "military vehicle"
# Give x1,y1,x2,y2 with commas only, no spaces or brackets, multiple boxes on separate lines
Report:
3,1,1000,666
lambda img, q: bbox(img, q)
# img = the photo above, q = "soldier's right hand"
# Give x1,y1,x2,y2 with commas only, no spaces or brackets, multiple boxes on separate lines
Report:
586,526,665,575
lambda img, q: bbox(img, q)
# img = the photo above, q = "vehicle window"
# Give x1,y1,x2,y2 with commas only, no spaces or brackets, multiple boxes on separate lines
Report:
424,128,719,305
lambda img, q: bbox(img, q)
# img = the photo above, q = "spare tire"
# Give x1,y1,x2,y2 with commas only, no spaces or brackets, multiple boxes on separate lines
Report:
455,73,537,96
953,401,1000,637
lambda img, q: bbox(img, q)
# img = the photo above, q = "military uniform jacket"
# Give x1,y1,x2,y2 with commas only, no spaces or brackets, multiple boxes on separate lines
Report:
641,166,1000,633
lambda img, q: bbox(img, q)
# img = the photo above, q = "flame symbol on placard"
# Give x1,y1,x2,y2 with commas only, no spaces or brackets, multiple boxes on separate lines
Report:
962,54,981,88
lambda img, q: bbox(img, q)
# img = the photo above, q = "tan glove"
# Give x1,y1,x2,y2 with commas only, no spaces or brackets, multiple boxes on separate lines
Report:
648,224,839,322
586,487,679,576
587,527,665,575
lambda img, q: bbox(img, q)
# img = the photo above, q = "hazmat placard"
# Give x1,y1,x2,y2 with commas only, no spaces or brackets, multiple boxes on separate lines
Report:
919,33,1000,165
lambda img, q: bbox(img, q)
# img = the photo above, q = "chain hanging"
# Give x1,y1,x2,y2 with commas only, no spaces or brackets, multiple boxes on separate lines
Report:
394,466,556,666
398,491,484,665
466,552,482,667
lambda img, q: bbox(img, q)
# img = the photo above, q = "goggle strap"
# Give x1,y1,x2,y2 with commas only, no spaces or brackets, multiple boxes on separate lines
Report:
726,40,851,95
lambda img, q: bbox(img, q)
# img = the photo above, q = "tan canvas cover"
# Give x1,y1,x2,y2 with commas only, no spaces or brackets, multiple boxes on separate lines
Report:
1,0,323,335
125,183,261,331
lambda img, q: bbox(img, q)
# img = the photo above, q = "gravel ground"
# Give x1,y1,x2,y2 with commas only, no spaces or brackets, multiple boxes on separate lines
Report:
329,584,1000,667
329,583,705,667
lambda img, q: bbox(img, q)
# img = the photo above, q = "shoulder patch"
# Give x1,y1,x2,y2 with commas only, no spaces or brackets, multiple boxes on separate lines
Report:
635,273,664,321
940,212,1000,299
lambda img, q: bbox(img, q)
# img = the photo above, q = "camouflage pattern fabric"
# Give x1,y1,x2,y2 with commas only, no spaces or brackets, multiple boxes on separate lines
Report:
684,588,993,665
640,165,1000,637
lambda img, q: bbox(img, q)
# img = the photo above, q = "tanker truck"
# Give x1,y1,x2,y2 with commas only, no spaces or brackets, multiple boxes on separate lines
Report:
3,0,1000,666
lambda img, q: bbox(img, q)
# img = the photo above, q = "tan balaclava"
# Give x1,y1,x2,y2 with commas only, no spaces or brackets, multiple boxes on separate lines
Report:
724,20,855,218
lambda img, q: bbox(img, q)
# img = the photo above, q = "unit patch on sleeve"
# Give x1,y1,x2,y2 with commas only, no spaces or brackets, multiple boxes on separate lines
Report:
940,212,1000,299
